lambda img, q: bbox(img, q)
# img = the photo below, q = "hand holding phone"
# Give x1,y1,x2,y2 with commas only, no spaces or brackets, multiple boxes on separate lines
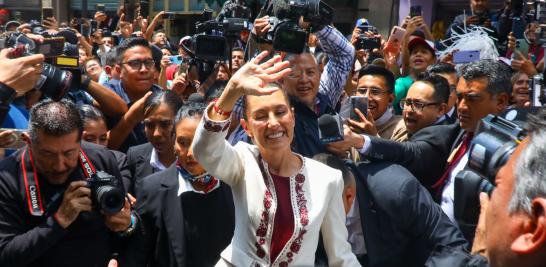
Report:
410,6,422,18
350,96,368,122
453,50,480,64
0,129,27,149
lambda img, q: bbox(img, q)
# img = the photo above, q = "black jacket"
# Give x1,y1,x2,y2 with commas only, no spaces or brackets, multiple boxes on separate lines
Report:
364,123,461,190
120,165,235,267
127,142,155,197
0,142,123,267
354,162,468,267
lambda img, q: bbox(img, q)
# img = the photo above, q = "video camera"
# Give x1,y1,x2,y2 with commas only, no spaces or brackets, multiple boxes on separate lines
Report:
87,171,126,214
0,32,82,101
454,114,526,241
257,0,334,54
181,1,251,82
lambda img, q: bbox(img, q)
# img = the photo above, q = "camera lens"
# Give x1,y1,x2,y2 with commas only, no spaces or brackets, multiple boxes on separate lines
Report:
36,63,72,101
95,185,125,214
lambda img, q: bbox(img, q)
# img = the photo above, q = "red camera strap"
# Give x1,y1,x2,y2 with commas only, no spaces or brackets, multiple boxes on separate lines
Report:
21,147,96,216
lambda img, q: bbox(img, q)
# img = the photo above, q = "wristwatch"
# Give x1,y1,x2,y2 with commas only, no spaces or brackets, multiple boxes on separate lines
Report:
118,212,138,237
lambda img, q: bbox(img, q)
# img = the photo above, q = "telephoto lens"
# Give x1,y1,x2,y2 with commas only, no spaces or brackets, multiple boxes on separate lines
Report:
35,64,72,101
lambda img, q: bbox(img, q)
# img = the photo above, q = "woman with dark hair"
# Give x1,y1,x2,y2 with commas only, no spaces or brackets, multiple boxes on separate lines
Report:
126,90,183,196
121,102,235,266
80,104,109,146
193,52,360,266
79,104,133,195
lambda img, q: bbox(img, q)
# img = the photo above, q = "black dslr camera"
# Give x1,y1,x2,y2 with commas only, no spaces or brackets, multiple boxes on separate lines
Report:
87,171,125,214
0,32,82,101
257,0,334,54
454,114,526,241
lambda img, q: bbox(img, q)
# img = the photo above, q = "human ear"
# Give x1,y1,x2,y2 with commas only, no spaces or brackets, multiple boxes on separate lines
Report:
511,198,546,254
240,118,252,138
496,93,510,112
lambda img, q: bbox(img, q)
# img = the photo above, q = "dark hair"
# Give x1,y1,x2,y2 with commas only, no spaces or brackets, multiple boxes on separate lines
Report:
426,62,456,75
232,47,244,53
79,104,106,124
416,73,451,104
175,102,207,125
459,59,512,96
358,65,395,93
312,153,355,188
205,80,228,102
29,99,83,143
104,48,118,67
116,38,151,64
241,82,287,120
144,90,184,118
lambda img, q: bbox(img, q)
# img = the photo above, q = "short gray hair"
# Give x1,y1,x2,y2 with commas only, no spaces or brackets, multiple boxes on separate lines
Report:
508,110,546,215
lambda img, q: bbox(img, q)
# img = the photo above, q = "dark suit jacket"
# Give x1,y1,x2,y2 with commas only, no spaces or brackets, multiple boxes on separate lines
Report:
126,142,155,196
120,165,234,267
354,162,468,267
365,123,461,189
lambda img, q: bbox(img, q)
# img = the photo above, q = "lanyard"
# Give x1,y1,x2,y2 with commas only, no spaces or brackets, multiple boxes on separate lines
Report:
21,147,96,216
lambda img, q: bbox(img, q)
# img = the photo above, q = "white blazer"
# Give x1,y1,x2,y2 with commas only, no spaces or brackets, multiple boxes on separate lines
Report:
193,110,360,267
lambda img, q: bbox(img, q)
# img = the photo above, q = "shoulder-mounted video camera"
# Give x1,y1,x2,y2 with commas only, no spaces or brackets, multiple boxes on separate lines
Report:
257,0,334,54
454,114,527,241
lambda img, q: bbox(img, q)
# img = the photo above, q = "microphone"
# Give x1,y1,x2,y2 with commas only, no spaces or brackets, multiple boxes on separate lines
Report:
318,113,344,144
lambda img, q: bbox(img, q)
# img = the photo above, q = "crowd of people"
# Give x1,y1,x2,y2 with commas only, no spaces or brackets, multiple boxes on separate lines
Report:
0,0,546,266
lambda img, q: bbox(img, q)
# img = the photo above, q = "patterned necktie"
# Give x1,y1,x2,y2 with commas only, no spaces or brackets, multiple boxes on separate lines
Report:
432,132,474,198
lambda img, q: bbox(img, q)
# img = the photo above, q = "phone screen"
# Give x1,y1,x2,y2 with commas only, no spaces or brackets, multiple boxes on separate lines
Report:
350,96,368,121
42,8,54,21
410,6,422,17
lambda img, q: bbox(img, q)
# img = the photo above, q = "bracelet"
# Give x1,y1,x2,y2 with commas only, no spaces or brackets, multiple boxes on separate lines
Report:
212,100,232,116
118,212,137,237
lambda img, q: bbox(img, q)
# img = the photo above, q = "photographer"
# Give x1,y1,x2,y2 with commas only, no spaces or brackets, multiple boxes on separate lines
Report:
250,15,354,157
0,99,134,267
427,109,546,267
446,0,499,42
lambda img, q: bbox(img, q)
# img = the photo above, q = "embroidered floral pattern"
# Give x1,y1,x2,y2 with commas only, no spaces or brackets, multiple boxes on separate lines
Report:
254,160,309,265
203,119,230,132
283,173,308,264
255,189,272,259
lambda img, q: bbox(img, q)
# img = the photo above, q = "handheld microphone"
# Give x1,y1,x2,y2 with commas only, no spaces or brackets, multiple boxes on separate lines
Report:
318,113,344,144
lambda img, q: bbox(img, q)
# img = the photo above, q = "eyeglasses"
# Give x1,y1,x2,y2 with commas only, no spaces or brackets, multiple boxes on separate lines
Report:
400,99,440,112
353,87,389,98
121,59,155,70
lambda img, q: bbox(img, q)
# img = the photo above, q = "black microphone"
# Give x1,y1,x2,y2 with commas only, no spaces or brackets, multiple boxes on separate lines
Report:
187,93,205,103
318,113,344,144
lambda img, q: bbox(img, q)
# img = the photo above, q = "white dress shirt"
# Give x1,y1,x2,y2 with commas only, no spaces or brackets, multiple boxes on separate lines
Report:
149,148,169,172
346,199,367,256
440,151,470,225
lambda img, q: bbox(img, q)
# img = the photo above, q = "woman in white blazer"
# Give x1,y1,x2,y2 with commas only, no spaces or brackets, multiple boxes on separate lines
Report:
192,52,360,267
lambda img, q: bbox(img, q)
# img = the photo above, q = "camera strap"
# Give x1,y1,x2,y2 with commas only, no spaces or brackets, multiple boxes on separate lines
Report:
20,147,96,216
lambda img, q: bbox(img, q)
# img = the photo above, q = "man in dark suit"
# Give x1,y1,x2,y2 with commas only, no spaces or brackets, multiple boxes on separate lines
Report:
426,63,459,124
120,102,235,267
0,100,133,267
126,142,154,195
328,74,456,190
314,155,468,267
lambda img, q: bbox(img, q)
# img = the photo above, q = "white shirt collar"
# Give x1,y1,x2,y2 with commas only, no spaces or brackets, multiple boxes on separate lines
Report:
149,148,169,172
375,107,394,126
177,170,220,196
